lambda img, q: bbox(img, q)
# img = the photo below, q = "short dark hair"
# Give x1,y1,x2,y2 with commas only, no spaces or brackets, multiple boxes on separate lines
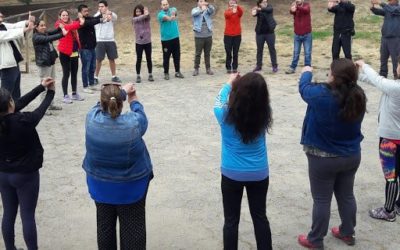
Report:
78,4,88,12
133,4,144,17
99,0,108,7
0,88,12,135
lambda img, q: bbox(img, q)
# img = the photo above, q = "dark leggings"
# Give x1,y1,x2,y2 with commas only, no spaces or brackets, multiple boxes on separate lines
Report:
96,198,146,250
59,53,79,96
161,38,181,74
224,35,241,71
0,171,39,250
221,175,272,250
136,43,152,75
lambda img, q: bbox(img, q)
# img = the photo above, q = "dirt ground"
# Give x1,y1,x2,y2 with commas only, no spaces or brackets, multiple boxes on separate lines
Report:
1,0,400,249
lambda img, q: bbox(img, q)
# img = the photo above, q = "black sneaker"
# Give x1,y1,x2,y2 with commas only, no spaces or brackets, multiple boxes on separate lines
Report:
136,76,141,83
148,74,154,82
175,72,184,78
164,73,170,80
111,76,122,83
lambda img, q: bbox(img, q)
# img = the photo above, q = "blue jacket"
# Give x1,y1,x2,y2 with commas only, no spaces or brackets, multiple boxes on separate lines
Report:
83,99,152,183
299,72,364,156
191,5,215,33
214,84,269,181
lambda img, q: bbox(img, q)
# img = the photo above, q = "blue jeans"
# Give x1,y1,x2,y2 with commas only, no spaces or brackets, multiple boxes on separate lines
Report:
80,49,96,88
290,33,312,70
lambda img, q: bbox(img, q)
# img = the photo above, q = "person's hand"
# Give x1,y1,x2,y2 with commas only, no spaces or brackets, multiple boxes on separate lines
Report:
232,5,238,13
28,11,35,23
24,21,34,32
201,4,207,11
122,83,134,93
62,28,68,36
301,66,313,73
251,7,258,16
291,2,297,12
227,72,240,85
78,13,85,26
144,7,149,16
41,77,55,90
354,60,365,70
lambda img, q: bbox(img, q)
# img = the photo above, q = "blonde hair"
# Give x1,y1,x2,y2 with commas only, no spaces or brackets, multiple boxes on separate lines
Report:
100,85,123,119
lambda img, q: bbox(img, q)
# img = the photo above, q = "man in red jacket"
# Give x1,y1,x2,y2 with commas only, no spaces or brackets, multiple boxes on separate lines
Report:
286,0,312,74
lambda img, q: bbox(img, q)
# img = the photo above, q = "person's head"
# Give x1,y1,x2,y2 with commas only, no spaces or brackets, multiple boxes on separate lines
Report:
58,9,70,23
0,12,4,24
295,0,304,5
197,0,207,7
0,88,14,136
388,0,399,5
133,4,144,17
228,0,238,7
100,84,123,119
161,0,169,11
78,4,90,17
98,1,109,14
329,58,366,122
225,73,273,144
257,0,268,8
34,19,46,33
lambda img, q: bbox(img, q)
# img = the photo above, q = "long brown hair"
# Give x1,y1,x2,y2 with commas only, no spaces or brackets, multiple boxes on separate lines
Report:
100,85,123,119
330,58,366,122
225,73,273,144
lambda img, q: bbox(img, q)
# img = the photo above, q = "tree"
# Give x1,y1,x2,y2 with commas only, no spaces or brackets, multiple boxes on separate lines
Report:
18,0,32,5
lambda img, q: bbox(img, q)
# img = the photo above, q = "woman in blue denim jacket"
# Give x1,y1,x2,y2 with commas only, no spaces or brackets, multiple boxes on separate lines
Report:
83,82,152,250
297,59,366,249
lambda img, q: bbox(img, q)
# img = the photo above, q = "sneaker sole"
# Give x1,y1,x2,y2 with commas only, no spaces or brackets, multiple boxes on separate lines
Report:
369,212,396,222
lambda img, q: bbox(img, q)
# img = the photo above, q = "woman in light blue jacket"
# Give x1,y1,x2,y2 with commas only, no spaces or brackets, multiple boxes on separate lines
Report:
83,83,153,250
214,72,273,249
191,0,215,76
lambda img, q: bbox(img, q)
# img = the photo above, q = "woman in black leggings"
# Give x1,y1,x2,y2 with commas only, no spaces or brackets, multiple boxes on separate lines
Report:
0,78,55,250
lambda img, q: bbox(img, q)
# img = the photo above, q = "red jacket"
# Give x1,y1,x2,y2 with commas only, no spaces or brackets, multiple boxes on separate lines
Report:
224,5,243,36
55,20,81,56
290,2,312,36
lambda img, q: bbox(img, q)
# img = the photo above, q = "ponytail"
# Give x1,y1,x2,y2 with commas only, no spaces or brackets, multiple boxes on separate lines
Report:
340,84,367,122
108,97,119,119
100,85,123,119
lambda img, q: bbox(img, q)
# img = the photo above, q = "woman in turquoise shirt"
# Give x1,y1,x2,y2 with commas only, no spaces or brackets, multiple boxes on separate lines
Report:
214,72,273,250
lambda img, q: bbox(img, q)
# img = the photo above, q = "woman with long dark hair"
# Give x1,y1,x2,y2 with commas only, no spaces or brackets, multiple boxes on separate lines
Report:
132,4,153,83
83,82,153,249
214,72,273,249
0,78,55,250
297,59,367,249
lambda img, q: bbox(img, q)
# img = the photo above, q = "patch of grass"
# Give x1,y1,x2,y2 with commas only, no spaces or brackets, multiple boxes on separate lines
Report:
358,15,382,25
354,32,381,43
312,31,332,40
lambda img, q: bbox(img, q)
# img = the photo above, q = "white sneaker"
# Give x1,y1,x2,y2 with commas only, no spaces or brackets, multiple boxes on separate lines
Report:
88,85,99,91
83,87,94,94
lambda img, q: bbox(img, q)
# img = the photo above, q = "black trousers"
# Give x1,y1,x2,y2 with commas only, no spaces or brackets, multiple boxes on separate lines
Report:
59,53,79,96
256,33,277,68
136,43,152,75
379,37,400,78
224,35,241,71
161,38,180,74
221,175,272,250
332,32,352,60
96,198,146,250
0,65,21,100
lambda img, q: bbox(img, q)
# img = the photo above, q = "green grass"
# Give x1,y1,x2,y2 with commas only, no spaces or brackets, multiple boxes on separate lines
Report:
276,28,332,40
353,31,381,43
357,15,382,25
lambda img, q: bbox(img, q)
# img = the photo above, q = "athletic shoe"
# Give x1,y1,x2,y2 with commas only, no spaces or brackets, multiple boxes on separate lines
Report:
94,78,99,85
297,234,324,249
331,227,355,246
164,73,170,80
232,69,238,73
136,76,141,83
71,93,84,101
369,207,396,222
192,68,199,76
48,104,62,110
272,66,279,73
395,204,400,215
148,74,154,82
175,72,184,78
82,87,94,94
111,76,122,83
88,85,99,91
227,69,232,74
206,68,214,75
63,95,73,104
252,66,262,72
285,67,295,74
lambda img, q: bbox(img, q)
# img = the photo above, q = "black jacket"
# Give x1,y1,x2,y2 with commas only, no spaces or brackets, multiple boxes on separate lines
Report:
328,1,355,35
78,16,102,49
32,29,63,67
254,5,277,34
0,85,54,173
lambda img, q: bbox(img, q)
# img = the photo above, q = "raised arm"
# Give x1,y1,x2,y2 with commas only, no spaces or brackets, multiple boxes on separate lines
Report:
56,20,81,31
83,16,102,27
129,101,148,136
0,29,24,42
32,32,63,45
15,84,46,112
299,71,324,105
370,5,385,16
192,7,203,17
132,14,150,23
214,83,231,125
358,63,400,96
